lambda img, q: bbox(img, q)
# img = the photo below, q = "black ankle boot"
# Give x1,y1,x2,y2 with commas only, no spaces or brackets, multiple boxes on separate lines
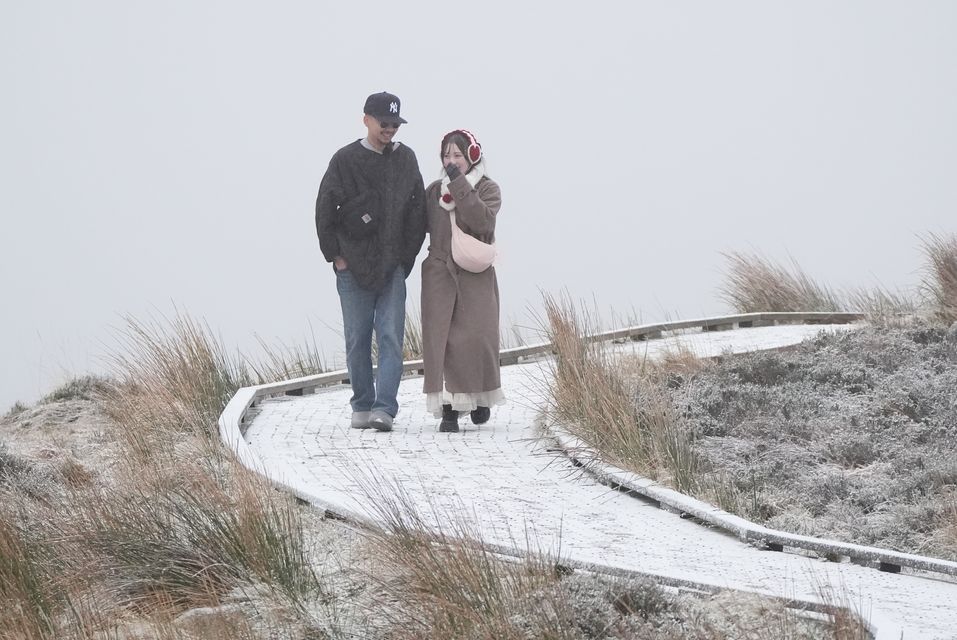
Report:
439,404,459,433
470,406,490,425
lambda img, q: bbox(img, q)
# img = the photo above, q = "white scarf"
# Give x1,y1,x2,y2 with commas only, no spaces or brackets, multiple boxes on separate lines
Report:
438,159,487,211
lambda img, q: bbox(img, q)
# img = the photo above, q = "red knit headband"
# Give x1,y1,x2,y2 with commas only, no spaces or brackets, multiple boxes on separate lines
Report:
443,129,482,164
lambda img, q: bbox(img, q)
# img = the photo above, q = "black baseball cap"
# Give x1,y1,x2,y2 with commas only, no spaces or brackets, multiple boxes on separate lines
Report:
363,91,408,125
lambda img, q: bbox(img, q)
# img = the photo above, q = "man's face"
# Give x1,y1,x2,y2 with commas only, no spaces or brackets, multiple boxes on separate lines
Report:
364,114,400,148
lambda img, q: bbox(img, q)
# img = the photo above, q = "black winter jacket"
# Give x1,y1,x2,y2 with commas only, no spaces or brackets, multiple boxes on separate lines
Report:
315,140,426,292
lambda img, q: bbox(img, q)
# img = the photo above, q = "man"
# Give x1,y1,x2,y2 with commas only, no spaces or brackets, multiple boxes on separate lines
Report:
315,91,426,432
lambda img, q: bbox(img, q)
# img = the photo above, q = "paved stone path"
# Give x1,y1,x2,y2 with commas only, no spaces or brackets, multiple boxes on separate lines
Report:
243,325,957,640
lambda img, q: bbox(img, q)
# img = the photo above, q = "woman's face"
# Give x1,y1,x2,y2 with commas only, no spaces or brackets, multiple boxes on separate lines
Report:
442,143,470,176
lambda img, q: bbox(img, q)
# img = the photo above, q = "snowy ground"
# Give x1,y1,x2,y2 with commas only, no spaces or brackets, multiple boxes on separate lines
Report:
242,324,957,640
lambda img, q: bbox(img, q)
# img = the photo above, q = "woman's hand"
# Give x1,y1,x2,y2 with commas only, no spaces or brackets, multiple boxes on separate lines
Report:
445,163,462,180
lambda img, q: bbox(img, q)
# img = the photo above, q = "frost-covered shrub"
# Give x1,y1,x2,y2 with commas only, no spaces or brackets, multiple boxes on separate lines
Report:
508,573,844,639
0,447,60,502
823,432,878,468
674,326,957,559
506,573,674,639
945,321,957,346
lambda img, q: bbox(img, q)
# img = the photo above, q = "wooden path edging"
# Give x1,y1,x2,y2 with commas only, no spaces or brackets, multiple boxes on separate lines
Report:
218,311,866,502
550,431,957,580
221,311,865,438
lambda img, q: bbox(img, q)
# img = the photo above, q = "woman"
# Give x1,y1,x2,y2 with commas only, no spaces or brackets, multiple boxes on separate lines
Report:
421,129,505,432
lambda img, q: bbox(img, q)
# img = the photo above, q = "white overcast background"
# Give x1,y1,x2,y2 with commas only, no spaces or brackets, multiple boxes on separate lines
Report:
2,2,955,411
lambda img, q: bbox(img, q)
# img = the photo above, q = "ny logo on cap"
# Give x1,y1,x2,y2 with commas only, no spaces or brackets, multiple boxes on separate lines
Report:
389,102,398,113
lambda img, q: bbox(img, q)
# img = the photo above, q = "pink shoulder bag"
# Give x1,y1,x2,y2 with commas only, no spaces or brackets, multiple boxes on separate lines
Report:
449,211,496,273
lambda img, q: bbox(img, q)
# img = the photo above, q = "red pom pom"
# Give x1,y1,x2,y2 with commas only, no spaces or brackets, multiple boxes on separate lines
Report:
442,193,453,203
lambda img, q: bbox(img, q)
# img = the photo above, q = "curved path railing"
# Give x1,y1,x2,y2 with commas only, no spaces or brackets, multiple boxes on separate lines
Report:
219,310,955,581
550,430,957,579
221,312,860,484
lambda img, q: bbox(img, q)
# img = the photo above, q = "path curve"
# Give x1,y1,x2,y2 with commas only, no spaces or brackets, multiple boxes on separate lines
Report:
240,324,957,640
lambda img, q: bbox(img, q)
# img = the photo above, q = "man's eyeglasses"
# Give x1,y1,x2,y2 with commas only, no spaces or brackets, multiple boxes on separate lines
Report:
378,121,400,129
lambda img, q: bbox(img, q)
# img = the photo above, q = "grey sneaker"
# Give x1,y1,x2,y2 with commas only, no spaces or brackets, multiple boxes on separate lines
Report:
368,410,394,432
350,411,371,429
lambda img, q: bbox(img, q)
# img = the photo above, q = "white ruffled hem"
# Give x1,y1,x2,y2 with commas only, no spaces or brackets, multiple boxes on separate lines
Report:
426,387,506,417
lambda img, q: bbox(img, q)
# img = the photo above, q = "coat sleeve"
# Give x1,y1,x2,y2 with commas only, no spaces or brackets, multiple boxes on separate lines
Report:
315,155,344,262
447,175,501,238
401,162,427,276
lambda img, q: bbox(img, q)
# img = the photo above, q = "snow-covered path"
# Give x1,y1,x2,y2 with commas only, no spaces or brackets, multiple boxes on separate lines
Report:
243,325,957,639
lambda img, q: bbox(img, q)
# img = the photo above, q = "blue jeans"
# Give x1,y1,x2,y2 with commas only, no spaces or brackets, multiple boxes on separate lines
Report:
335,267,406,417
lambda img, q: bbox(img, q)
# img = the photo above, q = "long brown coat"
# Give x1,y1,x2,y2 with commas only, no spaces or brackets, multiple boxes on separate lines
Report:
421,174,502,394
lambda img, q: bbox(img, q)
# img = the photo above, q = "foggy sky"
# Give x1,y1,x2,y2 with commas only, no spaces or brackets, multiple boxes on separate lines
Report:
2,1,955,411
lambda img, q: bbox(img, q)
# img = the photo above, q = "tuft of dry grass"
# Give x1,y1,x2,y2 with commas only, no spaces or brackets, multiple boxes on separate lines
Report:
355,474,568,639
920,232,957,324
59,458,95,489
847,286,918,328
633,378,700,493
368,304,424,363
812,578,873,640
0,505,58,640
103,311,253,443
247,332,325,384
0,310,332,638
402,304,424,361
1,451,320,627
500,317,531,350
541,294,700,492
4,469,324,638
353,469,870,640
542,294,647,466
56,466,317,613
97,312,319,611
720,251,844,313
934,487,957,554
639,342,711,384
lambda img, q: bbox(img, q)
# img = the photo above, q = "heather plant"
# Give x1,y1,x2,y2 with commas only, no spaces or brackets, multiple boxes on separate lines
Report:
720,251,844,313
673,324,957,559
